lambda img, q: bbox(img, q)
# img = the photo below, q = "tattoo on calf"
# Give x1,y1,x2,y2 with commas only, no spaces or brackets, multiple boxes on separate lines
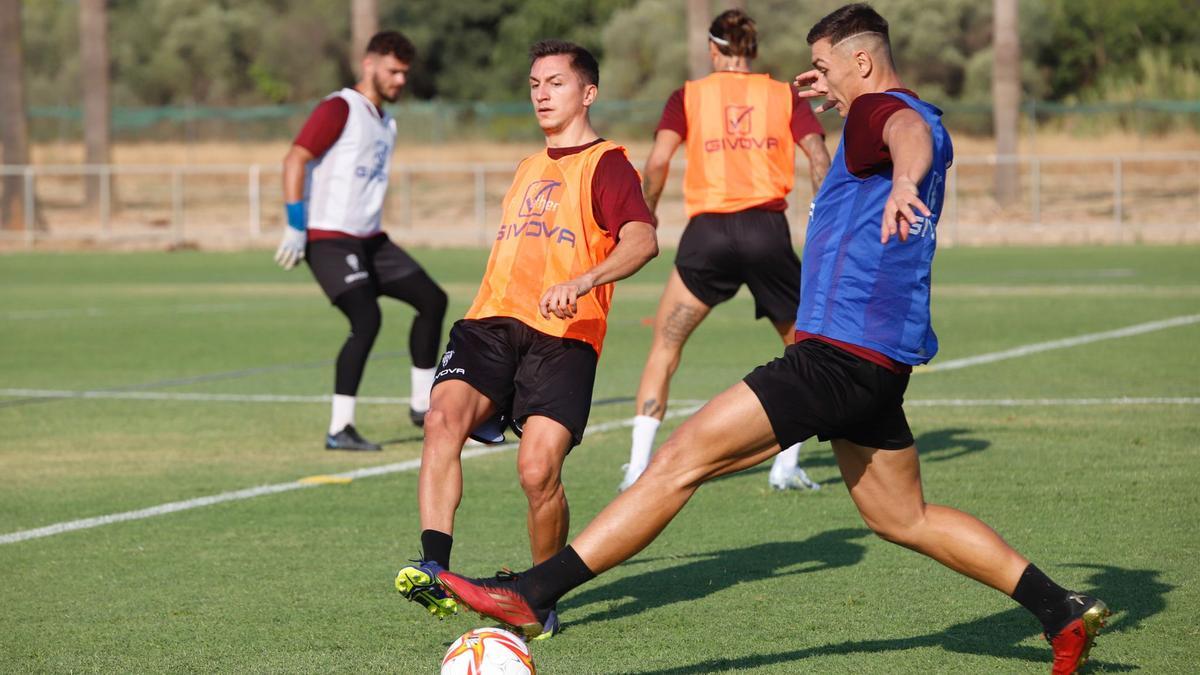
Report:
662,304,703,344
641,398,663,417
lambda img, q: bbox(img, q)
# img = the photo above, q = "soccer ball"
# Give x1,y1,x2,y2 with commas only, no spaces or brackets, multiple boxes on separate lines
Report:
440,627,536,675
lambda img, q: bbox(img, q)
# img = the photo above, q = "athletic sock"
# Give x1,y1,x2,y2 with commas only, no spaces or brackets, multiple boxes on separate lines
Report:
628,415,661,474
1011,563,1075,635
410,366,435,413
330,394,356,434
420,529,453,569
769,442,801,483
518,545,596,611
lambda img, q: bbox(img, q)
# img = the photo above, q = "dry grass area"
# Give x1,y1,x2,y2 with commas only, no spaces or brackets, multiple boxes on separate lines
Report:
28,129,1200,166
7,130,1200,251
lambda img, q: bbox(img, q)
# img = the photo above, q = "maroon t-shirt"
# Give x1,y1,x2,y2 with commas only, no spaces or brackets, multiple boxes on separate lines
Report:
545,138,656,236
294,97,350,159
655,83,825,211
842,88,920,178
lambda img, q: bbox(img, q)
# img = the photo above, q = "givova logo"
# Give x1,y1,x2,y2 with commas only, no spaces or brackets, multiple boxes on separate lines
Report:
706,104,779,152
725,105,754,135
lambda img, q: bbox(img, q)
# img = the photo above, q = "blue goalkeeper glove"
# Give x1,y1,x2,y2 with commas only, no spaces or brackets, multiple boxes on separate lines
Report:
274,201,307,270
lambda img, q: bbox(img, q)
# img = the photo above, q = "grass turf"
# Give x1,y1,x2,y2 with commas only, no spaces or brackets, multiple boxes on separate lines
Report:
1,246,1198,673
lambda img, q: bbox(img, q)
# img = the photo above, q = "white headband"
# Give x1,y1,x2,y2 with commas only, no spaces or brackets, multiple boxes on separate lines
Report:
707,32,730,46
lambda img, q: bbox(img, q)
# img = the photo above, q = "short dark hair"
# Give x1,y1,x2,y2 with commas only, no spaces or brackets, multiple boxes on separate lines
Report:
366,30,416,63
529,39,599,87
709,9,757,59
806,3,890,46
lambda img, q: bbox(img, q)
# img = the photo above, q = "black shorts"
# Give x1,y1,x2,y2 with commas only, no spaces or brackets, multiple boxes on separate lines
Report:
675,208,801,323
743,339,914,450
433,317,598,448
306,233,422,302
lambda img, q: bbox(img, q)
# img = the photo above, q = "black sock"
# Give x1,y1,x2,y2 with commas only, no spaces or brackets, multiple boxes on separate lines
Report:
1011,563,1075,635
518,545,596,610
421,529,453,569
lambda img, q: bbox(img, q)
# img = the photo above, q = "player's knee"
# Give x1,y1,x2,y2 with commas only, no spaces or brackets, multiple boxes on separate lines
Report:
517,456,562,500
421,408,461,445
350,306,382,342
643,440,704,489
866,518,922,548
410,278,448,320
427,285,448,319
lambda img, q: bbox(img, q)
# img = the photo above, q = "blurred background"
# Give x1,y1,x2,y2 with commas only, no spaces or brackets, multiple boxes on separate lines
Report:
2,0,1199,249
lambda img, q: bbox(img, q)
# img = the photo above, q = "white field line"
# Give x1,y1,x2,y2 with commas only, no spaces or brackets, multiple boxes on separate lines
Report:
1,302,264,321
0,405,703,546
905,397,1200,407
922,313,1200,373
4,312,1198,545
3,389,1198,410
0,389,412,405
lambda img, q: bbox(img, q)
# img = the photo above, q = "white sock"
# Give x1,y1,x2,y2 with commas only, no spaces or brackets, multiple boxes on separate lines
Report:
769,442,802,484
330,394,356,434
410,366,435,412
627,415,661,475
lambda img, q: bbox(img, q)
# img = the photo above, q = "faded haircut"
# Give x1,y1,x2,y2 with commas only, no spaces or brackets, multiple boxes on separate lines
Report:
529,39,600,87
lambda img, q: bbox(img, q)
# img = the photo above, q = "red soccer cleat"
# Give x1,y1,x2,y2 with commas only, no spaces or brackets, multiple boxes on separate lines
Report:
1048,595,1111,674
438,570,547,639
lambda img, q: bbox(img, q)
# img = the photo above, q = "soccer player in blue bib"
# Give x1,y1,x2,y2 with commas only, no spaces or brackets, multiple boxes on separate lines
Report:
435,6,1110,672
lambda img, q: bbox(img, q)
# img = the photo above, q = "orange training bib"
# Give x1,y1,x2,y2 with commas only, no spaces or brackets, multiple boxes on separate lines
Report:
465,141,627,355
682,72,795,218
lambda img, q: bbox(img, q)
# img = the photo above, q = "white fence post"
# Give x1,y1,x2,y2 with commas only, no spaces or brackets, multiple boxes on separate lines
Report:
1113,157,1123,240
948,162,959,245
474,165,486,245
23,166,36,247
248,164,261,237
100,166,111,235
1030,157,1040,225
172,167,184,242
402,166,413,229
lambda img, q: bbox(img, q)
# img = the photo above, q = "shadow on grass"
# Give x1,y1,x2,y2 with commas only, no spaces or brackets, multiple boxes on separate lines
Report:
635,563,1166,674
565,528,872,629
720,427,991,488
380,433,425,446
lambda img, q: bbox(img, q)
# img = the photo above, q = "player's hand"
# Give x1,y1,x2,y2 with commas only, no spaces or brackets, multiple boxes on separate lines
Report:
539,275,595,320
880,177,931,244
274,227,307,270
793,69,837,113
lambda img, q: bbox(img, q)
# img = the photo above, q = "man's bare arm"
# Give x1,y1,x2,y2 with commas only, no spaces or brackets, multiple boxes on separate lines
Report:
797,132,831,195
282,144,315,204
879,108,933,243
641,130,683,216
539,221,659,319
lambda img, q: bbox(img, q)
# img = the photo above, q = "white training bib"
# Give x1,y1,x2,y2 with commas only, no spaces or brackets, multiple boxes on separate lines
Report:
305,88,397,236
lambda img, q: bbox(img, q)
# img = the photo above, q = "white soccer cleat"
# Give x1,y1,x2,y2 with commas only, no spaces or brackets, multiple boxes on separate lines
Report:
618,462,646,492
769,467,821,491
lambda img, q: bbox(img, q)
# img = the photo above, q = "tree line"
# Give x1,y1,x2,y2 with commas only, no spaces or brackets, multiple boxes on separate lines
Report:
16,0,1200,108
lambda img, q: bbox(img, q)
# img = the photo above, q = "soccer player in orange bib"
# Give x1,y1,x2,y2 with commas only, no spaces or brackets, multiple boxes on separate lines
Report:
619,9,833,493
394,40,659,639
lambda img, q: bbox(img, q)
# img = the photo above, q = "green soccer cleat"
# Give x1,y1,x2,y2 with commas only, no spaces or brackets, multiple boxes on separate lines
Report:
395,560,458,619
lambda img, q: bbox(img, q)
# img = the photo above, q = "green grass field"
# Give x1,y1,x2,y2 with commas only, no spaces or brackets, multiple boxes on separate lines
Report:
2,246,1198,673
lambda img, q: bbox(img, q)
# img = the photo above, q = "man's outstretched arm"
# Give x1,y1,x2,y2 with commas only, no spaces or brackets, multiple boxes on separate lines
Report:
879,108,933,243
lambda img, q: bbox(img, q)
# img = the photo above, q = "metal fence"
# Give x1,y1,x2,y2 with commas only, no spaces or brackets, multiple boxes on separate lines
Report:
3,153,1199,249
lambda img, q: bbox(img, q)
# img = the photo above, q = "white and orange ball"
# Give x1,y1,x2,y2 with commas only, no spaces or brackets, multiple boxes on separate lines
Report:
440,627,536,675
